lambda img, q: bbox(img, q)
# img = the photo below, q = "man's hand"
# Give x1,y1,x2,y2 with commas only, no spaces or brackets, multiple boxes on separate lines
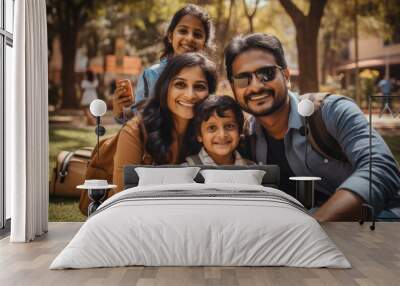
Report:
313,189,364,222
112,80,134,119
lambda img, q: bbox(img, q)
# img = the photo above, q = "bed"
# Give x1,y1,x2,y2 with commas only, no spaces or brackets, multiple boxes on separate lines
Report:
50,165,350,269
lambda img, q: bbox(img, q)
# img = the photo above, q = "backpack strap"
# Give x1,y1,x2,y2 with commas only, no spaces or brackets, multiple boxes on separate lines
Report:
300,93,348,163
143,70,149,98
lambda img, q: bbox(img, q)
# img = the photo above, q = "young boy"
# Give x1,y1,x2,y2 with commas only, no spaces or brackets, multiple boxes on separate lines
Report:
185,95,254,166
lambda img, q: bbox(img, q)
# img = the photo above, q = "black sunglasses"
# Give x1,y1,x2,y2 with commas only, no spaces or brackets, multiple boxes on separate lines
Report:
232,65,283,88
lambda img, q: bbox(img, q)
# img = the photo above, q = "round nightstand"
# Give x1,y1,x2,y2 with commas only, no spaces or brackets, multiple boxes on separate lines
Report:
77,180,116,216
289,176,321,209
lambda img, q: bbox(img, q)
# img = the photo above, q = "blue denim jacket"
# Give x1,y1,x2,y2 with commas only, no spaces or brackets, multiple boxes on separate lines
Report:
249,92,400,215
114,59,168,124
134,58,168,105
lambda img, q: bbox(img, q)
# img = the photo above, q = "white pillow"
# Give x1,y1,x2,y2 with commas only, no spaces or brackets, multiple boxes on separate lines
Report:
200,169,266,185
135,167,200,186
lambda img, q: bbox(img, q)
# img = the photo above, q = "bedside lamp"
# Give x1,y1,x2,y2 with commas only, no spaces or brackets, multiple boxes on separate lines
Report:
298,98,315,172
298,98,315,117
290,98,321,210
77,99,116,216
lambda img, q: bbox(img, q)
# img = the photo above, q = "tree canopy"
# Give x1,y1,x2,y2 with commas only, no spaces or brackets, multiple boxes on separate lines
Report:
47,0,398,107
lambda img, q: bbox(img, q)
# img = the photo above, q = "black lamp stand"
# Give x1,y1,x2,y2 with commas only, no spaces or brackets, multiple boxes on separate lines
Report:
359,94,400,230
87,116,107,216
95,116,106,161
359,94,376,230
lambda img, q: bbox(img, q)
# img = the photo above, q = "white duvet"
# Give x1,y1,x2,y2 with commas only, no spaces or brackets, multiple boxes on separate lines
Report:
50,183,351,269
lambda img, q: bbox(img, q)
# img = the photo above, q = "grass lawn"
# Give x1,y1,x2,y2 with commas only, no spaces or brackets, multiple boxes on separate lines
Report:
49,196,87,222
49,126,400,222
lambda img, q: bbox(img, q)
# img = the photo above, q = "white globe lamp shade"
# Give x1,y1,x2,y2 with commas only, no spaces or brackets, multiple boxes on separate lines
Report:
90,99,107,117
298,99,315,117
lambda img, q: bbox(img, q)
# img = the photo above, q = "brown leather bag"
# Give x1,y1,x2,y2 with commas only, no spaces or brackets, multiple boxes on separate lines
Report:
49,147,93,198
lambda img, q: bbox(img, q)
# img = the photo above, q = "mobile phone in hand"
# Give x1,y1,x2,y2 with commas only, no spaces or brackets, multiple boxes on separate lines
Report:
116,79,133,99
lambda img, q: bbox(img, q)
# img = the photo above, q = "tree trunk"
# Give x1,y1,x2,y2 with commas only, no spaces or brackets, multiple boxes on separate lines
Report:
296,24,319,92
328,20,339,76
249,16,254,33
214,0,224,38
60,29,79,108
48,0,95,108
242,0,259,33
219,0,235,73
354,0,361,106
86,28,100,68
279,0,327,94
321,32,331,85
214,0,224,71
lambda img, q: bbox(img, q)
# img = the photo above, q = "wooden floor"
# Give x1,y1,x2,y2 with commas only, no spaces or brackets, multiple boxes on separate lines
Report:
0,222,399,286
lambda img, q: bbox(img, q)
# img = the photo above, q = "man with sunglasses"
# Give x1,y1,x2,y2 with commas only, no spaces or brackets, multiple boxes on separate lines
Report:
224,33,400,221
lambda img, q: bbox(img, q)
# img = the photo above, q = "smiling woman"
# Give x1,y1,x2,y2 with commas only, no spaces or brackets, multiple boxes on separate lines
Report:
166,66,209,120
111,53,217,193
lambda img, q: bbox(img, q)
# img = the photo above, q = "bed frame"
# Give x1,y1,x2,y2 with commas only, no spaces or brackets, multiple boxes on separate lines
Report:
123,165,280,189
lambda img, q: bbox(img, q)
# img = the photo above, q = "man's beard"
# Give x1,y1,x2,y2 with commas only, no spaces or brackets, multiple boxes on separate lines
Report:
240,86,287,117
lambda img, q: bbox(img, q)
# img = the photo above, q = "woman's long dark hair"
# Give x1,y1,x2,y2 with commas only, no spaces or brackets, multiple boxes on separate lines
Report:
141,53,217,164
161,4,215,59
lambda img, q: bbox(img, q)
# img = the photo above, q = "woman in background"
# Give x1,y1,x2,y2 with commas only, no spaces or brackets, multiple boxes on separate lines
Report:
113,4,215,123
112,53,217,193
80,70,98,126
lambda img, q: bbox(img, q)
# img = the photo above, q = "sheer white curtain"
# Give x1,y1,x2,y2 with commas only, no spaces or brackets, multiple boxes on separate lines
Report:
7,0,48,242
